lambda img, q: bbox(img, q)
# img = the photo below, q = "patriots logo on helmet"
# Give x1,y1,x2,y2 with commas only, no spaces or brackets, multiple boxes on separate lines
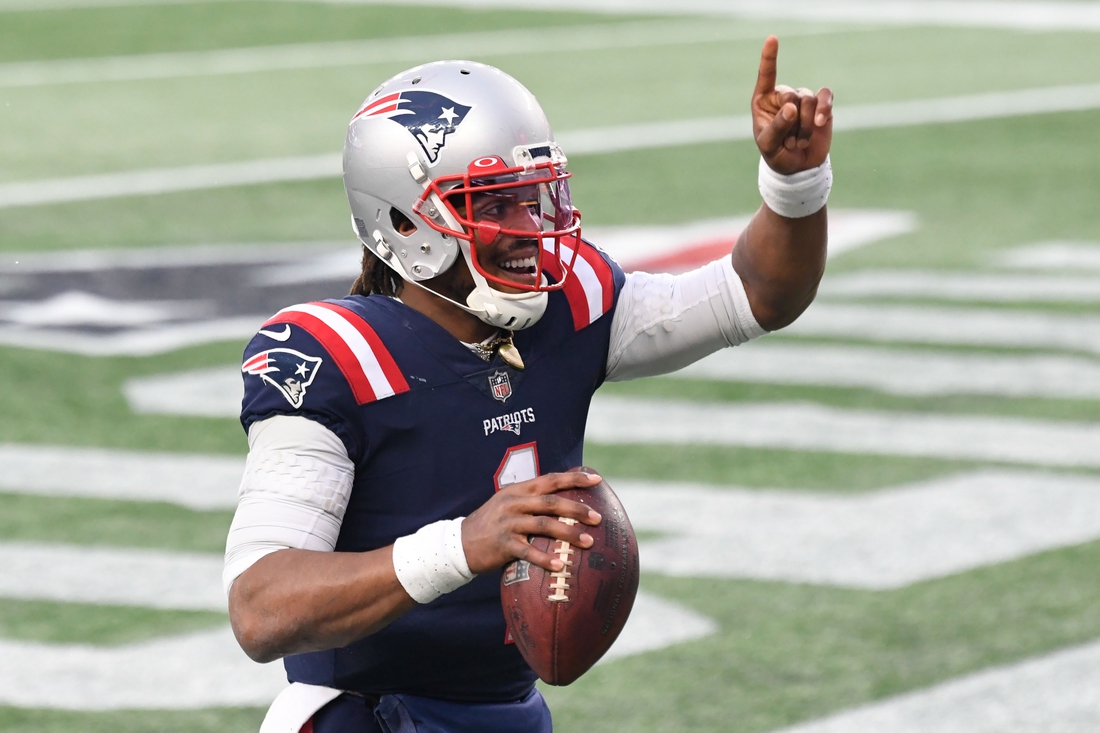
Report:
353,90,473,164
242,348,322,409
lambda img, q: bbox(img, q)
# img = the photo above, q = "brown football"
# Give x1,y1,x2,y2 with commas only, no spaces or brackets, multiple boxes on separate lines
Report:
501,468,640,686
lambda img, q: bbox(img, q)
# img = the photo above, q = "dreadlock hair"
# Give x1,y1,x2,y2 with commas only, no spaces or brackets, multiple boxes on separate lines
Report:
350,246,403,298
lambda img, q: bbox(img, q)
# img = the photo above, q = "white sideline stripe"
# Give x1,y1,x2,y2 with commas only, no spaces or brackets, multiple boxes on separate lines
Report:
821,269,1100,303
0,591,714,709
0,542,227,611
997,241,1100,272
4,85,1099,208
279,302,394,399
772,638,1100,733
0,442,243,509
789,302,1100,356
587,395,1100,468
0,19,823,88
616,470,1100,589
673,342,1100,400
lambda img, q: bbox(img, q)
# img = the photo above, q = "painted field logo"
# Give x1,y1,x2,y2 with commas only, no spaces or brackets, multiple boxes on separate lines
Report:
489,370,512,403
242,348,322,408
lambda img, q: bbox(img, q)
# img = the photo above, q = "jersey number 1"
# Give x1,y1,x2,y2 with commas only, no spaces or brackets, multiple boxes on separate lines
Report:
494,442,540,491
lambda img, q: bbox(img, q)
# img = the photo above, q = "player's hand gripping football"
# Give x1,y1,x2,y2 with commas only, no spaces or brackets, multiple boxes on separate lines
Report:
752,35,833,175
462,471,603,574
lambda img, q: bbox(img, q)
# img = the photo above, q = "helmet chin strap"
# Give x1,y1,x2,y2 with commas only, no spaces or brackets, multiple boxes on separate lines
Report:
457,239,548,331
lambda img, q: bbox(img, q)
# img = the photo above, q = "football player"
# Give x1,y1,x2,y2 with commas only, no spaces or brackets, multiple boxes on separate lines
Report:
225,36,831,733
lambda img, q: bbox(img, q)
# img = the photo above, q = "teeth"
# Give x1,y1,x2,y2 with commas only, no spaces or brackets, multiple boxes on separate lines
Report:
501,256,536,270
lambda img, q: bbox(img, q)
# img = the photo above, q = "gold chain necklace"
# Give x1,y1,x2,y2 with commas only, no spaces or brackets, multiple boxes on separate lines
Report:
470,331,524,370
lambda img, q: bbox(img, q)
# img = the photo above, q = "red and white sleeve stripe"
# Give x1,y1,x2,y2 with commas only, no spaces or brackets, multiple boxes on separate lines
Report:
552,238,615,331
263,302,409,405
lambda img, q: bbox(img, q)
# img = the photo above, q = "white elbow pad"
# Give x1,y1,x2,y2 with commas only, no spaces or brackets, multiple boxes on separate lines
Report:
605,258,765,382
223,416,354,595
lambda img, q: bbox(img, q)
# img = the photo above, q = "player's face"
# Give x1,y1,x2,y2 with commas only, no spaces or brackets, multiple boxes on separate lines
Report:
468,187,542,292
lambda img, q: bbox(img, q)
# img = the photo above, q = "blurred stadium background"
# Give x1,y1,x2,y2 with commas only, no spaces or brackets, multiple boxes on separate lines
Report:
1,1,1099,731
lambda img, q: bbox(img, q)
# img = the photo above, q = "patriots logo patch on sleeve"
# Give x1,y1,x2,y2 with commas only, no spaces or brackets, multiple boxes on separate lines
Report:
242,348,322,409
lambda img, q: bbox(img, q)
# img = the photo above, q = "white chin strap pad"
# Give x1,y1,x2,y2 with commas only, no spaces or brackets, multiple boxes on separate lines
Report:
459,240,548,331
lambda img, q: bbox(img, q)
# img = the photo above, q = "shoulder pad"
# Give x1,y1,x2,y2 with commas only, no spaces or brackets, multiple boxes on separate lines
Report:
551,237,620,331
248,301,409,406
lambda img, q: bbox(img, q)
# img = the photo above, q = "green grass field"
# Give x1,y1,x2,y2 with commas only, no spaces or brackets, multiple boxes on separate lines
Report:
2,2,1099,731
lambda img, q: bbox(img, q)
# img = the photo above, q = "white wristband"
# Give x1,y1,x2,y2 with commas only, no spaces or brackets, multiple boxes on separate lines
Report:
758,155,832,219
391,518,475,604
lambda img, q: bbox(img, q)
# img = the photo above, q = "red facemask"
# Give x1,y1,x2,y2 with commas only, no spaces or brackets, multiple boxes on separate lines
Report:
413,156,582,292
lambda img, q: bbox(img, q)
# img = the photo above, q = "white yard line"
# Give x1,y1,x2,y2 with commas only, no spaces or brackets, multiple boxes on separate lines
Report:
122,339,1100,422
5,0,1100,32
673,342,1100,400
0,625,288,710
821,269,1100,303
0,19,818,88
598,591,718,664
124,365,248,417
0,154,341,209
0,591,713,709
997,241,1100,272
0,541,227,611
0,0,230,9
587,396,1100,468
771,638,1100,733
3,84,1099,208
0,443,243,509
349,1,1100,32
0,316,265,356
617,470,1100,588
788,302,1100,355
0,240,343,273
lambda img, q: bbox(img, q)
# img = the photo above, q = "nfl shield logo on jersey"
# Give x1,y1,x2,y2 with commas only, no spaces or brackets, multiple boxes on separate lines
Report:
488,371,512,403
242,348,323,409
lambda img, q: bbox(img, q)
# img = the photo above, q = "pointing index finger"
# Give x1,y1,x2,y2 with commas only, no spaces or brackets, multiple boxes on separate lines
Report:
754,35,779,98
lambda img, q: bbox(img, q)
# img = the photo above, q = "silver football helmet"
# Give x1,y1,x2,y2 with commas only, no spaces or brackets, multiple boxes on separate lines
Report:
343,60,582,331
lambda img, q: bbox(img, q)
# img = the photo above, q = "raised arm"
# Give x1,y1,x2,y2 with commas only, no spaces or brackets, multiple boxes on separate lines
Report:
733,35,834,331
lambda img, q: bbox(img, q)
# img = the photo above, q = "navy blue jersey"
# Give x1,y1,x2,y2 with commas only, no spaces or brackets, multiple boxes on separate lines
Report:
240,240,625,702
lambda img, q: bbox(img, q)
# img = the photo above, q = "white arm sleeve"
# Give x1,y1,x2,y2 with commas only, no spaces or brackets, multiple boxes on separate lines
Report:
605,257,767,382
222,415,355,595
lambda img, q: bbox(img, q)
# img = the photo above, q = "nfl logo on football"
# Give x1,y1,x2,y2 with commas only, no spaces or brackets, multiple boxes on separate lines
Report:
488,371,512,403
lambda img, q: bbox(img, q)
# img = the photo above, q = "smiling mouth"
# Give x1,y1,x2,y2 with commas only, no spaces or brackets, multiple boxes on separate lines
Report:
500,256,537,275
